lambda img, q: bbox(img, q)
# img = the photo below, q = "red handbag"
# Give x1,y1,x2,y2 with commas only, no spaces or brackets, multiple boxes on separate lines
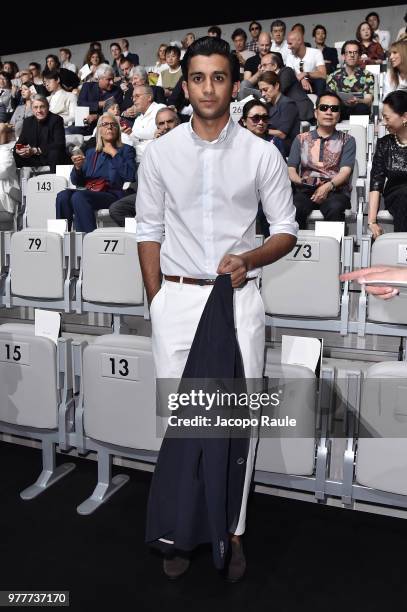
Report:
85,152,110,192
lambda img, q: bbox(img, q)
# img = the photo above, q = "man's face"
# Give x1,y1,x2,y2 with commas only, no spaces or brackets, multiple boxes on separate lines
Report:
29,65,39,77
315,96,341,128
343,44,360,68
185,34,195,47
367,15,379,31
46,58,57,70
314,28,326,46
272,26,285,44
20,71,31,84
156,110,178,135
249,23,261,40
32,100,49,121
233,35,246,53
166,50,180,69
287,32,302,54
98,73,114,91
120,39,128,51
44,78,59,93
121,61,133,77
259,53,274,72
258,33,272,56
133,87,151,113
182,54,234,122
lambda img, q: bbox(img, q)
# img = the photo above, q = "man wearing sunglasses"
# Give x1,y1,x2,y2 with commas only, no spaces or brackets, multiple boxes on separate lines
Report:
288,91,356,229
247,21,262,53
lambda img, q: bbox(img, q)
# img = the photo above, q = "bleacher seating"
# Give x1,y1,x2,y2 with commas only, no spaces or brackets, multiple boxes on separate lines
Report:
23,174,68,228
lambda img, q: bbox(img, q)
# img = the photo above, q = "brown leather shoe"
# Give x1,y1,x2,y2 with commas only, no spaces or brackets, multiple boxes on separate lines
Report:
163,556,190,580
226,540,247,583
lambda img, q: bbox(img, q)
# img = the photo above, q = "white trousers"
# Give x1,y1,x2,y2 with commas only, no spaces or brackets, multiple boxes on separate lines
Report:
150,278,265,535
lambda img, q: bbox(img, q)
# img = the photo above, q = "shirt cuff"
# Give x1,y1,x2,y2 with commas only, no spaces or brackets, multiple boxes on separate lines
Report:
136,222,164,243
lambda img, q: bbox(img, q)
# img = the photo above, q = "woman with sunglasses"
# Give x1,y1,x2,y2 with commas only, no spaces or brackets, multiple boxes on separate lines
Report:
367,90,407,237
56,113,136,233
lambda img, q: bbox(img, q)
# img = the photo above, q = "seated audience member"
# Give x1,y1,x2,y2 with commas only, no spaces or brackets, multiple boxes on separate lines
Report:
247,21,262,53
313,25,339,74
243,32,272,83
10,69,38,108
287,91,356,229
8,82,34,138
397,12,407,41
2,62,19,80
241,99,273,237
109,108,179,227
119,38,139,67
82,42,106,66
356,21,386,67
28,62,45,87
341,265,407,299
207,26,222,38
110,42,124,80
13,95,66,172
268,52,315,122
367,91,407,236
56,113,135,233
59,48,77,73
326,40,374,120
286,29,327,95
147,44,168,83
157,46,182,101
0,71,13,122
79,49,103,82
383,40,407,98
258,71,300,156
44,71,76,127
129,85,166,163
43,55,79,91
121,66,166,117
231,28,255,79
67,64,122,135
270,20,289,63
366,11,391,52
181,33,196,59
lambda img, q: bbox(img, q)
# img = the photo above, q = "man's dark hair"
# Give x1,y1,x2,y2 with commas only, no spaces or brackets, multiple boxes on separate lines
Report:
182,36,234,81
208,25,222,37
43,69,60,81
270,19,286,34
231,28,247,41
45,54,60,68
316,91,342,108
270,52,284,69
59,48,72,59
341,40,362,55
312,24,327,37
165,45,181,59
383,90,407,115
292,23,305,35
29,62,41,71
119,55,134,66
365,11,380,24
249,21,262,32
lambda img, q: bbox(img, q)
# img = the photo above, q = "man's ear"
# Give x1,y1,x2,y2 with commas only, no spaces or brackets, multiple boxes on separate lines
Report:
232,81,240,99
182,80,189,100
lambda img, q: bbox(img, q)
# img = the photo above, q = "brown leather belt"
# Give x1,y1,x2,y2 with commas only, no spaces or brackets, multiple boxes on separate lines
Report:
163,275,257,286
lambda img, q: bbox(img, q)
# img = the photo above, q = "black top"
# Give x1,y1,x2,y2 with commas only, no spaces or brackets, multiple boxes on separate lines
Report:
13,112,66,167
278,66,314,121
370,134,407,196
321,46,339,74
268,93,300,155
243,54,261,76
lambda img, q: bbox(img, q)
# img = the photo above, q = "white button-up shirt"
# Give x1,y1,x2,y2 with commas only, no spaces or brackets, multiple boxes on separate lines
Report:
271,40,290,63
130,101,166,163
136,118,297,278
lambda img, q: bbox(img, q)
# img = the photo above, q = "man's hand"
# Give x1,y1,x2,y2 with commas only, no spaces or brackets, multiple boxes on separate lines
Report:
123,106,137,118
345,96,359,106
217,254,248,287
311,181,333,203
16,145,32,158
86,113,98,123
301,78,312,91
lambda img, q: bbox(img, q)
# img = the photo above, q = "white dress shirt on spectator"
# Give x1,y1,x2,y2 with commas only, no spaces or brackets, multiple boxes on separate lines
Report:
47,89,77,126
286,47,325,74
130,101,166,163
271,40,290,63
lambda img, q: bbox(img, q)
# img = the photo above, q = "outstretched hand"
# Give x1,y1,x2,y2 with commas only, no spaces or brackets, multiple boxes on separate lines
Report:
340,266,404,299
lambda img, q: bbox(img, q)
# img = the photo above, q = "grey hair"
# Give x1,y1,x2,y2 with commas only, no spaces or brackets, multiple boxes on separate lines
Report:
95,113,122,152
31,94,49,107
129,65,148,82
95,64,114,80
134,84,153,98
155,107,180,125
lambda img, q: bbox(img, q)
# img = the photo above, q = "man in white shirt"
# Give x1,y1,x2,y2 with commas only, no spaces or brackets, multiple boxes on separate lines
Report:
59,48,77,74
43,71,77,127
137,35,297,583
286,29,327,95
366,11,391,51
270,19,289,63
130,86,165,163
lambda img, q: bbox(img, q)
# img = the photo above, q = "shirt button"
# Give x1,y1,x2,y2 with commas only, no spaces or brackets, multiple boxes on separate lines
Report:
237,457,245,465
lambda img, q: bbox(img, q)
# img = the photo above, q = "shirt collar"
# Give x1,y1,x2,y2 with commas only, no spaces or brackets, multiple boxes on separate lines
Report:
188,116,235,144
